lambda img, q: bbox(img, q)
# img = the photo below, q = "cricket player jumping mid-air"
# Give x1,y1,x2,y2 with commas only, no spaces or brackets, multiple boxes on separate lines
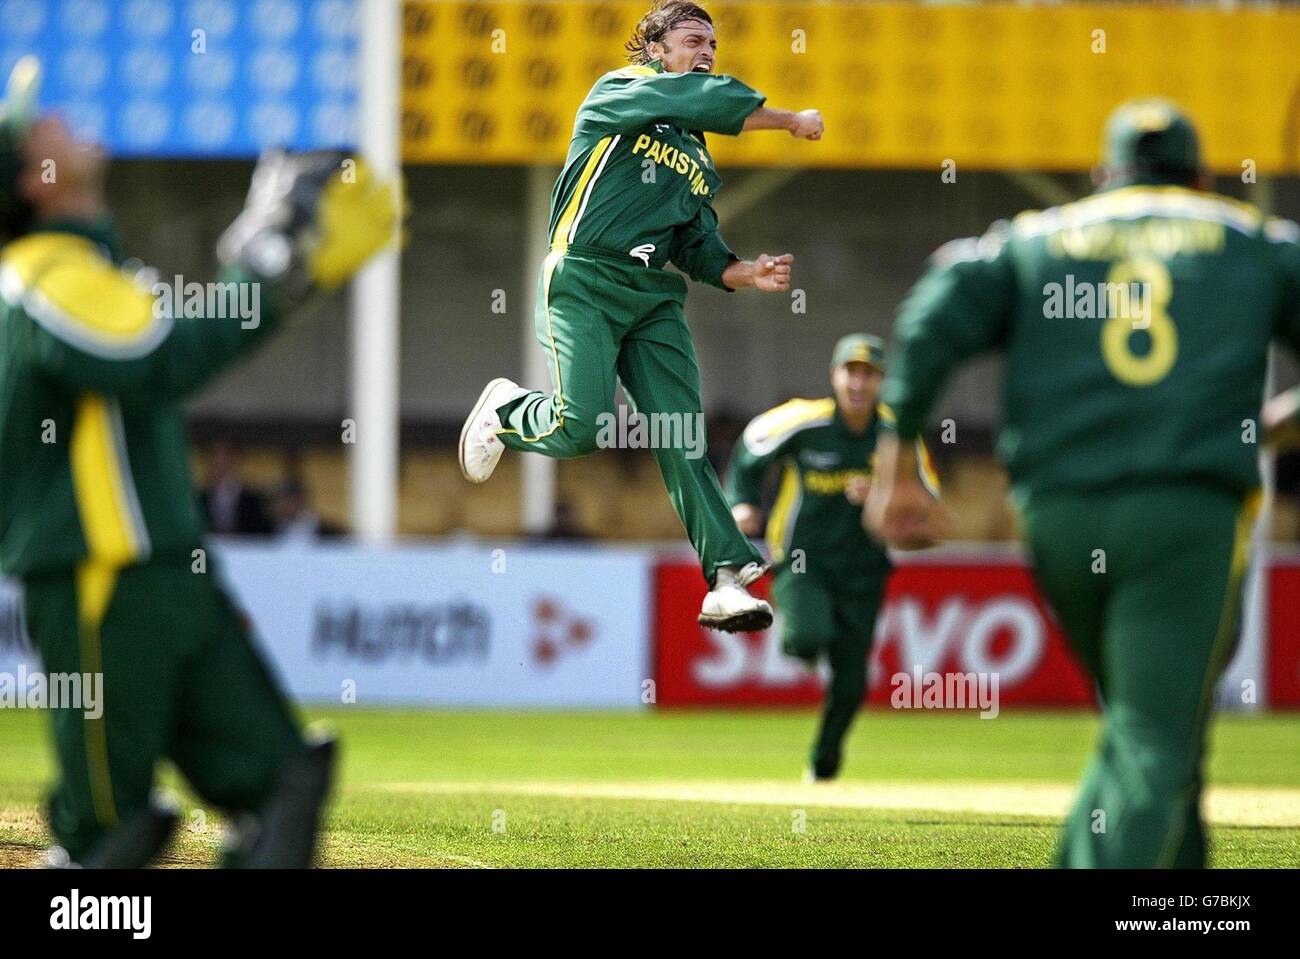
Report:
867,99,1300,867
459,0,824,632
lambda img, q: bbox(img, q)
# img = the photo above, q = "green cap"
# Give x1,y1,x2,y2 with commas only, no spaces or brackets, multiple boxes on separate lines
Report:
831,333,885,370
0,56,41,240
1102,98,1200,187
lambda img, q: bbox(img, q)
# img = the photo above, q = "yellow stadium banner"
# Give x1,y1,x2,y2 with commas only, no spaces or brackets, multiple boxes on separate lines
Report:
402,1,1300,174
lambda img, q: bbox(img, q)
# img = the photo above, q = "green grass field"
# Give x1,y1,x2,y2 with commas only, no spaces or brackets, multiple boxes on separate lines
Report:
2,708,1297,867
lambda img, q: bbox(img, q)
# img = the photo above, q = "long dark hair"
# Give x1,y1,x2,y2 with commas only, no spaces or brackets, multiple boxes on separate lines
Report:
624,1,713,65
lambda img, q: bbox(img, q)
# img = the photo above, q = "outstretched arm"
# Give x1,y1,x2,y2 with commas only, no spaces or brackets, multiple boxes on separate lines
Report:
582,70,766,136
20,151,397,407
742,107,823,140
16,252,285,407
581,69,824,141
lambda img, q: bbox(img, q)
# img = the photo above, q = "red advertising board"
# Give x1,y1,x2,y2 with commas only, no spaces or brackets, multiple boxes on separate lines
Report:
1268,561,1300,707
654,556,1094,707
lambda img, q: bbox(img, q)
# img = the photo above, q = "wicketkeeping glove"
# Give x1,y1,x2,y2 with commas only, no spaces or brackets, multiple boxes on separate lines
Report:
217,149,399,296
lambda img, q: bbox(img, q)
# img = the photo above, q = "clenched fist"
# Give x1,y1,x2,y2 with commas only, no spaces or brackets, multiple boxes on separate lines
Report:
790,109,824,140
753,253,793,292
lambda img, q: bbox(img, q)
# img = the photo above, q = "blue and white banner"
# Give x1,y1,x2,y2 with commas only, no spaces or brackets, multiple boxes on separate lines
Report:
0,541,654,708
0,576,32,677
0,0,358,156
215,540,653,708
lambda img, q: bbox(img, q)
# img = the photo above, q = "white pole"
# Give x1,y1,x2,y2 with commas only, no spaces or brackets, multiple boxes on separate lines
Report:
350,0,401,543
1231,173,1276,709
521,164,559,534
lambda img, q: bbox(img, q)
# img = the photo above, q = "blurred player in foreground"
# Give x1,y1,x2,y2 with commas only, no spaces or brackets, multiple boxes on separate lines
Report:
728,335,943,780
867,99,1300,867
459,0,824,632
1263,384,1300,449
0,58,397,866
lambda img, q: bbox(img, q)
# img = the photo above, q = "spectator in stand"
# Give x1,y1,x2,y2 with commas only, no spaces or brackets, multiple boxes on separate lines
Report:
531,499,593,543
271,477,343,542
198,440,273,536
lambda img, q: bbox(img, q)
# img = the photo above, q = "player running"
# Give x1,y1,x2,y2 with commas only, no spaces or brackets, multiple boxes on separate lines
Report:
459,1,824,632
866,99,1300,867
727,335,943,780
0,59,397,867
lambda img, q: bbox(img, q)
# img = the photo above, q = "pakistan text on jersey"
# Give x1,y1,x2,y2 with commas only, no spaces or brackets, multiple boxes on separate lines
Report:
631,133,713,196
801,468,870,496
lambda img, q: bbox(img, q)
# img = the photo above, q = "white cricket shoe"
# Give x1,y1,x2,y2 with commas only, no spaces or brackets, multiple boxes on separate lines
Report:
459,377,528,483
697,562,773,633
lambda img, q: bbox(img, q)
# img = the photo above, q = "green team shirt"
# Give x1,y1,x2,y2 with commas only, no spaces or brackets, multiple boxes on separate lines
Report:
882,184,1300,502
726,397,940,574
547,60,766,288
0,219,282,576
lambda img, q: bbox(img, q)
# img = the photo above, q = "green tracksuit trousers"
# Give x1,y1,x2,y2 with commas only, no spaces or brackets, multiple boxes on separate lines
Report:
772,564,887,779
496,246,763,585
21,557,306,862
1019,482,1259,868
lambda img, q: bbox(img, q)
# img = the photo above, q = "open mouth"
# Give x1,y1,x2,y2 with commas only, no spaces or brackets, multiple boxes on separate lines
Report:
692,62,712,73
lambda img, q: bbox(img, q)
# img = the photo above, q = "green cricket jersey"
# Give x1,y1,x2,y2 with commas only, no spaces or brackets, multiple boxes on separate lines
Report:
547,59,766,288
882,184,1300,502
0,219,281,576
727,398,940,572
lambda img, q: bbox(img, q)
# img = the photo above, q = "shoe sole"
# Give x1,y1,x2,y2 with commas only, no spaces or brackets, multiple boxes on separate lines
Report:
697,607,773,633
802,770,835,784
459,377,512,484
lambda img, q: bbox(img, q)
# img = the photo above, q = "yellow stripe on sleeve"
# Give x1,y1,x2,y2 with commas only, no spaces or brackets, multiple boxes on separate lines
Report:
742,398,835,457
1,233,167,359
765,463,802,563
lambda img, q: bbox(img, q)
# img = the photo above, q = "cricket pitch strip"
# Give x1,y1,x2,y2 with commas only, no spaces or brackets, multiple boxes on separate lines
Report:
377,780,1300,828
